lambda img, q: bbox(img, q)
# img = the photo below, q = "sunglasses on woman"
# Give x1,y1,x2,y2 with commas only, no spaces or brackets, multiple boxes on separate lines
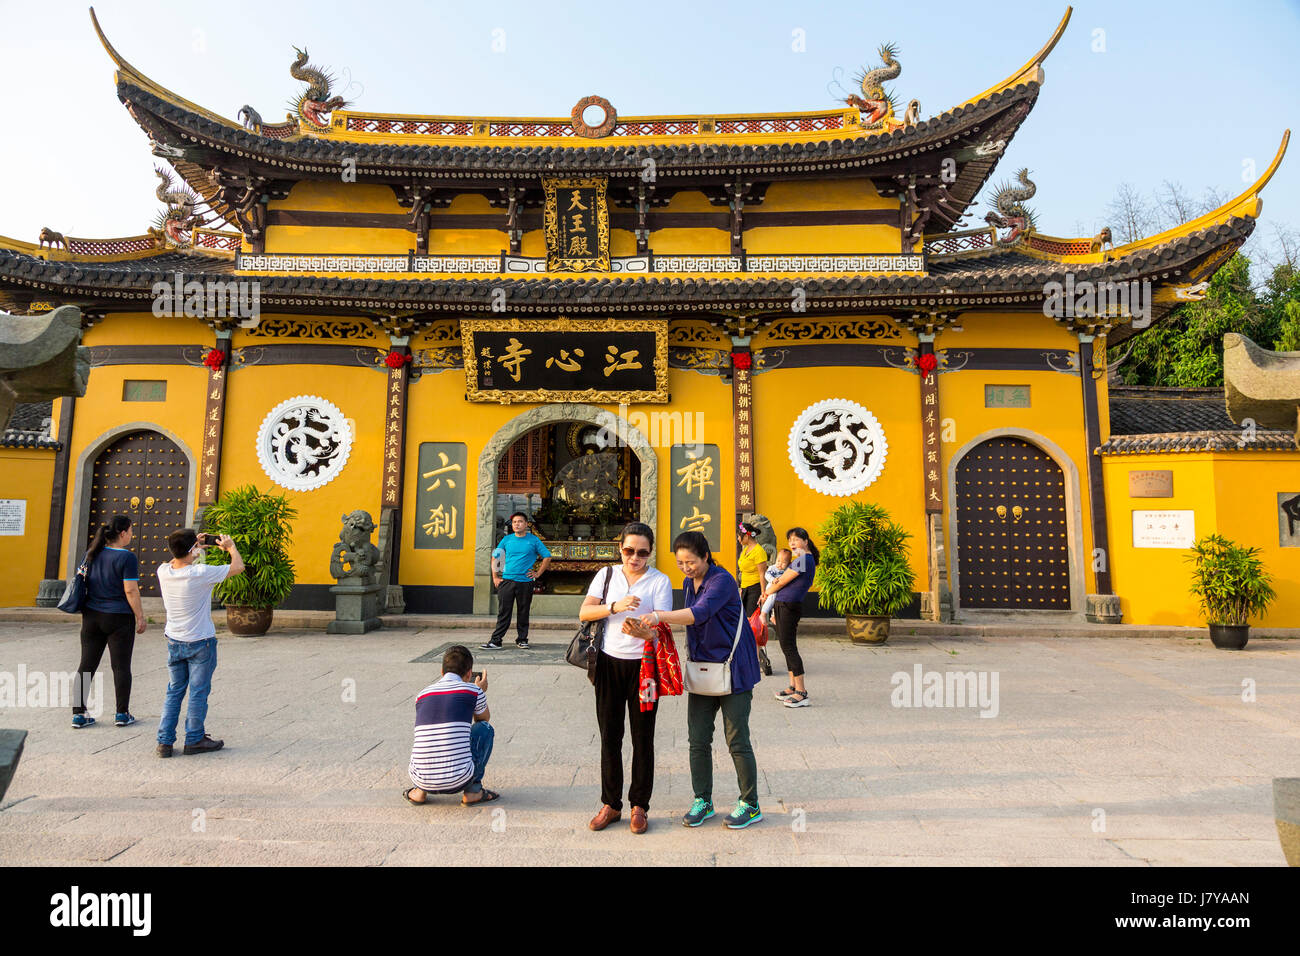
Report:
621,547,651,558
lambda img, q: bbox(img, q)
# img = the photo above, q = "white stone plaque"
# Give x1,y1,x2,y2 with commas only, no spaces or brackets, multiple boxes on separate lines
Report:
1132,510,1195,549
0,499,26,536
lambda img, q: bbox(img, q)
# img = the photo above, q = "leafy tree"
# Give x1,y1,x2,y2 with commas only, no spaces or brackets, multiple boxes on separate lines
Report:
1276,300,1300,352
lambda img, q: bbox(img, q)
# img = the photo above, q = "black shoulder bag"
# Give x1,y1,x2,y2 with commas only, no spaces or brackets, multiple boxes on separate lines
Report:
566,565,615,685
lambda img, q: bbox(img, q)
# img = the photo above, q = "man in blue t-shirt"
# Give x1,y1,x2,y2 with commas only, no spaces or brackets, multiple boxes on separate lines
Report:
482,512,551,650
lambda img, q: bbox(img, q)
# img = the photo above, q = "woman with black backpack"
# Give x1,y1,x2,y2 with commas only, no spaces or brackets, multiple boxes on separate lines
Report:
71,514,145,729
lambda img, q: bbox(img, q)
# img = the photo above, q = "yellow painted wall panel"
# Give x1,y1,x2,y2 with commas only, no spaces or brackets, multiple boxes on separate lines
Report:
216,366,387,587
0,450,54,606
758,178,893,212
1212,456,1300,627
271,181,406,214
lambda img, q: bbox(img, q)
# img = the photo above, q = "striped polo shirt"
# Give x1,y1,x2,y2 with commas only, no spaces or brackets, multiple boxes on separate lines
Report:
408,673,487,792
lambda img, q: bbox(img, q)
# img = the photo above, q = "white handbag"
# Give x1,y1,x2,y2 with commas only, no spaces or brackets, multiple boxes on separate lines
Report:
682,602,746,696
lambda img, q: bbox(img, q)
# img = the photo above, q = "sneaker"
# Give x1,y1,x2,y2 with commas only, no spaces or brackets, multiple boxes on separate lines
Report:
725,800,763,829
183,735,224,755
71,714,95,729
682,798,715,828
156,743,173,758
515,638,530,649
774,687,797,701
783,691,810,708
115,713,136,727
480,640,503,650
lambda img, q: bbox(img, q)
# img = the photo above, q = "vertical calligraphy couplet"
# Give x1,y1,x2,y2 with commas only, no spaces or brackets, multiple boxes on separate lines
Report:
919,341,942,513
382,356,409,510
732,359,756,519
197,334,231,506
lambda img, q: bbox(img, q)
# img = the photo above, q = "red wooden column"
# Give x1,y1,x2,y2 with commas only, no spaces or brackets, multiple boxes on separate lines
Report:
197,329,231,510
379,337,411,611
917,331,951,621
730,342,755,524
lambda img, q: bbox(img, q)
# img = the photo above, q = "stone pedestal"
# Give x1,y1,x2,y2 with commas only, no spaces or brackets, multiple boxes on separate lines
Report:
385,585,405,615
35,579,66,608
0,729,28,802
327,576,383,634
1085,593,1122,624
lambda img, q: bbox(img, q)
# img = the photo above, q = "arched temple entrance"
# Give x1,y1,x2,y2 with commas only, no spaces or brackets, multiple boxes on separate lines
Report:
70,425,197,595
472,403,658,614
947,429,1085,619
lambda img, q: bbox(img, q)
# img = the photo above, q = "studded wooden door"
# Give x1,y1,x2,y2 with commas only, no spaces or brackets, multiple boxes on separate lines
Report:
88,431,190,596
955,437,1070,610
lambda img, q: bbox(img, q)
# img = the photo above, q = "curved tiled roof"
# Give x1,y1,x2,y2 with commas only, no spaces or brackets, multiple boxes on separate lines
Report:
0,218,1254,317
1,400,59,449
1098,430,1294,454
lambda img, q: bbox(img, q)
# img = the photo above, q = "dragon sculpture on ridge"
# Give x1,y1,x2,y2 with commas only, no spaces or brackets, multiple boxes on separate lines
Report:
290,47,347,130
845,43,901,129
149,166,204,248
984,168,1038,245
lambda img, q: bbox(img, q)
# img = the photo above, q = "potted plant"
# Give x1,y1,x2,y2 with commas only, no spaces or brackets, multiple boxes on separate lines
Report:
1185,534,1275,649
816,500,917,645
201,484,297,636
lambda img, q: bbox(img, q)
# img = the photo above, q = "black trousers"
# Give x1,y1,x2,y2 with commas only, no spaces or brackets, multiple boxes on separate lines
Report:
594,651,657,811
75,609,135,714
741,583,762,619
773,600,805,678
490,579,534,643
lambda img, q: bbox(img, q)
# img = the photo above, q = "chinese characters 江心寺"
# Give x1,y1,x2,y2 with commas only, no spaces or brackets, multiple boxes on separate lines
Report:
545,348,584,371
496,337,532,382
603,345,642,377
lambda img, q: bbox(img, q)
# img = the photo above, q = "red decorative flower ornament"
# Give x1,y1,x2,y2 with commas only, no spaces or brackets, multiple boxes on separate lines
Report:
917,352,938,379
202,348,225,371
731,351,753,371
384,350,412,369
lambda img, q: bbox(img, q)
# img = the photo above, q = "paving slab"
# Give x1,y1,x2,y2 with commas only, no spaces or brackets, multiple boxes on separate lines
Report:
1,621,1296,866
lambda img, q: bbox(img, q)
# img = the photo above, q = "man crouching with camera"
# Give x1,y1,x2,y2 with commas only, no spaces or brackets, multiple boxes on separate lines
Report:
154,529,244,758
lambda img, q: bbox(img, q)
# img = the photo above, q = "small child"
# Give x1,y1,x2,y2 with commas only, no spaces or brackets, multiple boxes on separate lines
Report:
761,548,792,624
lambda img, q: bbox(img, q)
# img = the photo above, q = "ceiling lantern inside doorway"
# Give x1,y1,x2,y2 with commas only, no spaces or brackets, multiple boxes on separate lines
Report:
788,398,889,496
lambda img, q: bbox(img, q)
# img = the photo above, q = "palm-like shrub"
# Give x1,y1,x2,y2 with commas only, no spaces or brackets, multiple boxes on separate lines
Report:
201,485,297,608
816,501,916,617
1185,533,1275,626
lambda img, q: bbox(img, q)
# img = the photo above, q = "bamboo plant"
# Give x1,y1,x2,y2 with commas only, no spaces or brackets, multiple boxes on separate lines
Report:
1185,533,1275,626
201,484,298,609
815,500,916,617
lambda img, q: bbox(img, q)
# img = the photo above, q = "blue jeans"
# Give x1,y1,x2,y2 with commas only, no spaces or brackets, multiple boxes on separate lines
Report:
157,637,218,746
428,722,494,794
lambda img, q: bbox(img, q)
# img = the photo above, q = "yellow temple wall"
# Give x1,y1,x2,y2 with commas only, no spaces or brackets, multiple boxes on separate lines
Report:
0,449,54,606
1102,452,1300,628
218,364,388,590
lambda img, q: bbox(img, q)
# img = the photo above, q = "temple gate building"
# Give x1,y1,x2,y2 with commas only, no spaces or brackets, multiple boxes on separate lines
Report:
1,8,1296,627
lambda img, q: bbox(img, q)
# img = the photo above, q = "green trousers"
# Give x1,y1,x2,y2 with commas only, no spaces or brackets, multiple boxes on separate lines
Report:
687,690,759,807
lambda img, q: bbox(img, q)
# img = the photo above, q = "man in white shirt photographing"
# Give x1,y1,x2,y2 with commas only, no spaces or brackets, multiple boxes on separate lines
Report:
154,529,244,758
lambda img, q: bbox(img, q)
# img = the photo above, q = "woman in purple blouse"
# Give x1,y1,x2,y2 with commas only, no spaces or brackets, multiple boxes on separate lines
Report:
641,531,763,830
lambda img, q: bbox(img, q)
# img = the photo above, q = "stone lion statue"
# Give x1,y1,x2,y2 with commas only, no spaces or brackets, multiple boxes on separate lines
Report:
330,510,384,581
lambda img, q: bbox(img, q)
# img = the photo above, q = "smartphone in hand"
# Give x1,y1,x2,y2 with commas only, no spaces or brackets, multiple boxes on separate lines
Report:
200,533,221,547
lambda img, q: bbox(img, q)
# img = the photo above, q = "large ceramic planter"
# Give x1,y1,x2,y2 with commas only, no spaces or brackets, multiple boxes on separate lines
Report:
1208,623,1249,650
1275,778,1300,866
846,614,890,645
226,606,273,636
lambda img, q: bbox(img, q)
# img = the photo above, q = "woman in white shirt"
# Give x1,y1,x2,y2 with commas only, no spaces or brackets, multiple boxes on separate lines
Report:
579,521,673,835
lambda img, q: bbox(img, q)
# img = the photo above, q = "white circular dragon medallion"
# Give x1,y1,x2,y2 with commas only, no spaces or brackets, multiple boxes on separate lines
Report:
787,398,889,496
256,395,353,492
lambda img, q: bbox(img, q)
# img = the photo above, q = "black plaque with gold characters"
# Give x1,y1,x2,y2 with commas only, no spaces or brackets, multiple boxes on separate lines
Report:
544,176,610,272
463,317,668,403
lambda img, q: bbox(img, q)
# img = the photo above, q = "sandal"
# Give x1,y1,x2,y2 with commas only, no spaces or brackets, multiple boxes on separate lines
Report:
783,691,811,708
403,786,428,805
462,788,500,806
774,686,796,701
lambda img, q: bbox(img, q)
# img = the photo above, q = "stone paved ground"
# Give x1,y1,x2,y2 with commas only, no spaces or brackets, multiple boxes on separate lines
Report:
1,621,1296,866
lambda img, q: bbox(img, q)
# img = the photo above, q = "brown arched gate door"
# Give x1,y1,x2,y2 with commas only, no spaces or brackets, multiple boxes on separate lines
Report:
955,436,1070,610
87,431,190,596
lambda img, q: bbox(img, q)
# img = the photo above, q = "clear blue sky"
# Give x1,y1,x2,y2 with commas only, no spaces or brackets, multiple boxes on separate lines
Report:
1,0,1296,266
